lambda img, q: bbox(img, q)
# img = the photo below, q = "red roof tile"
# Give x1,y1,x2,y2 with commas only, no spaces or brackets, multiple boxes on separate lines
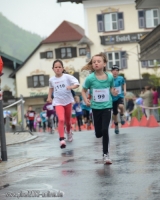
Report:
42,21,85,44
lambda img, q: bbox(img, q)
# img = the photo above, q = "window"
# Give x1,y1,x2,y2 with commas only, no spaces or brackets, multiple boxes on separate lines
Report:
106,51,127,69
55,47,77,59
27,75,49,88
138,9,159,29
141,60,160,68
79,48,86,56
97,12,124,32
40,51,53,59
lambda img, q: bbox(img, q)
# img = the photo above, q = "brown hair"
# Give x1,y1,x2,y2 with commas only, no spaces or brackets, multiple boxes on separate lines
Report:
52,59,64,68
81,52,107,72
152,86,156,91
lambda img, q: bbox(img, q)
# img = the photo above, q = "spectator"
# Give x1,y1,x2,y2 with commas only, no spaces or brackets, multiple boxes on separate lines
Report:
140,86,153,119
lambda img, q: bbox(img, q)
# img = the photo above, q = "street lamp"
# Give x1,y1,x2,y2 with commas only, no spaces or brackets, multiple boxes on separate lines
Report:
0,56,7,161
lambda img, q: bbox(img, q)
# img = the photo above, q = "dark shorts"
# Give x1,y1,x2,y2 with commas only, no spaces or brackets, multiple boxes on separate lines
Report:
82,109,90,120
113,97,124,115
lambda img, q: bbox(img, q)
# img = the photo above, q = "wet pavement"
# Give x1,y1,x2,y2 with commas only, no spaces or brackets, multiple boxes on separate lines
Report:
0,127,160,200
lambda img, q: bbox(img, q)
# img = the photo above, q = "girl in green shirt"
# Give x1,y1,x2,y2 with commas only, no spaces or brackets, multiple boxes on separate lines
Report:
82,53,118,164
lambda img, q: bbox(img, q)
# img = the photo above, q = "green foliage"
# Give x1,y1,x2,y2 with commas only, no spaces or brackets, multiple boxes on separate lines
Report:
141,72,151,79
132,107,143,120
0,13,42,61
149,64,160,87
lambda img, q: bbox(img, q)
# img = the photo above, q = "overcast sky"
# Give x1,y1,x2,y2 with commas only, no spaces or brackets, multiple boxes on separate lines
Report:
0,0,85,37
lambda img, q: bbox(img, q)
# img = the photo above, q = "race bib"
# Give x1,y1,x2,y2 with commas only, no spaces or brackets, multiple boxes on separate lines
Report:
76,106,82,112
42,113,46,118
46,105,53,110
54,80,66,92
115,86,122,94
93,89,109,102
72,110,76,115
37,117,41,122
29,113,34,117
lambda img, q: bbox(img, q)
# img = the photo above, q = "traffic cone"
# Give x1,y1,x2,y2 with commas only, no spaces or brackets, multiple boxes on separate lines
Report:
147,115,159,127
129,117,139,127
121,121,129,128
139,115,147,127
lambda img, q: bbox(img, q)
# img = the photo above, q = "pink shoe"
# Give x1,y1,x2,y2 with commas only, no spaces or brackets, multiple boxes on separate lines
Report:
60,140,66,149
67,132,73,142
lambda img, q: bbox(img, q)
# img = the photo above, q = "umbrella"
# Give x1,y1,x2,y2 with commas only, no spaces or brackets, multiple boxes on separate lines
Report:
125,92,135,99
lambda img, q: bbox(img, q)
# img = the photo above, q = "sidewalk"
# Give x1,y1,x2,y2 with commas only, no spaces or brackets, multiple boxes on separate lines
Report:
1,132,38,146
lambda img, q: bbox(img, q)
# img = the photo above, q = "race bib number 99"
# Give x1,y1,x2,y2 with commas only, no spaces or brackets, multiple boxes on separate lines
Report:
93,89,109,102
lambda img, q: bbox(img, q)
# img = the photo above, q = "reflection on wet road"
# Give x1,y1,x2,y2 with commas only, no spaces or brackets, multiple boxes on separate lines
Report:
0,127,160,199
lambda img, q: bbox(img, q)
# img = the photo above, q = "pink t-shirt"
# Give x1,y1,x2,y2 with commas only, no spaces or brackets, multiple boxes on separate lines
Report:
153,91,158,105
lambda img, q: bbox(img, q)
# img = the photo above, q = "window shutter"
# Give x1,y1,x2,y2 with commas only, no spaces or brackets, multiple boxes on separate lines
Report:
71,47,77,58
118,13,124,30
44,75,50,86
141,61,148,68
97,14,104,32
27,76,33,88
138,10,145,28
73,72,80,82
121,51,128,69
55,48,61,59
40,52,47,59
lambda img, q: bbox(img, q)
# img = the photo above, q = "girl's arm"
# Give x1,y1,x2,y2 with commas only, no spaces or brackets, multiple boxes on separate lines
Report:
110,87,118,96
123,83,126,96
67,85,79,90
47,88,53,103
81,88,91,106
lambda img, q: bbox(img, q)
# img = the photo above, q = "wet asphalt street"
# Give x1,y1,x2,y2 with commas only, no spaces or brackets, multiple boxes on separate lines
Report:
0,127,160,200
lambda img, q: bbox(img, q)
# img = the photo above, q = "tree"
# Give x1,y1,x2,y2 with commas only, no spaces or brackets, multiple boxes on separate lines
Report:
149,64,160,87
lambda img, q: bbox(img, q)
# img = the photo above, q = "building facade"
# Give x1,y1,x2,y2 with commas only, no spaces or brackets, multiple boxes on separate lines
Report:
58,0,160,87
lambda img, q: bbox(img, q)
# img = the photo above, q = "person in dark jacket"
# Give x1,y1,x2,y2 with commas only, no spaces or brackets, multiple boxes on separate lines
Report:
126,98,135,120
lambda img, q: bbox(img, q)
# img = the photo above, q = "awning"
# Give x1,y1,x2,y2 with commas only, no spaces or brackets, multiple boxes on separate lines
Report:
135,0,160,9
139,24,160,60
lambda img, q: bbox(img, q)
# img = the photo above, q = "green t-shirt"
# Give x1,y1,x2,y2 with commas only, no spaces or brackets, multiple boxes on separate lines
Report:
83,72,114,109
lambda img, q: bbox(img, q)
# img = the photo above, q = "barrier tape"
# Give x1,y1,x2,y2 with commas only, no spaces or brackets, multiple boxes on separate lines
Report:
139,105,160,110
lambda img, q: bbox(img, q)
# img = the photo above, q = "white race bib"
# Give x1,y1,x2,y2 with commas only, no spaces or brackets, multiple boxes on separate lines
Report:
42,113,46,118
115,86,122,94
76,106,82,112
46,105,53,110
29,113,34,117
54,80,66,92
93,89,109,102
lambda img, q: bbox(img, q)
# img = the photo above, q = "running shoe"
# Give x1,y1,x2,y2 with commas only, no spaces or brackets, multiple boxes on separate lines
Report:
67,132,73,142
103,154,112,164
120,114,125,125
60,140,66,149
115,125,119,134
52,127,55,133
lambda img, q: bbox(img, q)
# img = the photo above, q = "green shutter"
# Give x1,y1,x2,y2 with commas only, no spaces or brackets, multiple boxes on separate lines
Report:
55,48,61,59
44,75,50,86
72,47,77,58
73,72,80,82
27,76,33,88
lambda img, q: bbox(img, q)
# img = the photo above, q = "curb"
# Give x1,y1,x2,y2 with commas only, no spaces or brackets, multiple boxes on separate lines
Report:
6,135,38,146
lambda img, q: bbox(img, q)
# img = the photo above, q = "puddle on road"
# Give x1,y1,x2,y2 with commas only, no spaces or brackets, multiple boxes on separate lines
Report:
61,150,74,157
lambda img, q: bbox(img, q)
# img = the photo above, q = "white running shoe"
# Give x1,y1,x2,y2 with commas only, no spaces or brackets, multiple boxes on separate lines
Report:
60,140,66,149
67,132,73,142
103,154,112,165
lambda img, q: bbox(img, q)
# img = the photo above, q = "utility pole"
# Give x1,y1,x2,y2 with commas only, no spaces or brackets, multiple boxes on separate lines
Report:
137,45,142,91
0,56,7,161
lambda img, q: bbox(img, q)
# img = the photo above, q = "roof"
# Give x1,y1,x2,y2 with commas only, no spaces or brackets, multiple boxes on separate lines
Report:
42,20,85,44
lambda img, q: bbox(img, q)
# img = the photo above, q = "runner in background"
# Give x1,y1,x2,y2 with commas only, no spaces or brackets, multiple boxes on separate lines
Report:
43,100,56,134
40,109,47,132
111,65,126,134
73,96,83,131
71,103,77,131
82,89,91,130
47,59,80,148
26,107,36,132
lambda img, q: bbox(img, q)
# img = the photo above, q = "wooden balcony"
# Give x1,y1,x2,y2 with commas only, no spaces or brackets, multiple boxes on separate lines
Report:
139,24,160,60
